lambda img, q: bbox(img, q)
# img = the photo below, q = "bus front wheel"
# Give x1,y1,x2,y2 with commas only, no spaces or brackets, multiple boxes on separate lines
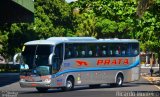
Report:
61,77,74,91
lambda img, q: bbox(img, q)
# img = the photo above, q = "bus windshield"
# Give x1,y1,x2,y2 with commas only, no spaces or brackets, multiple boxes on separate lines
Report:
21,45,53,76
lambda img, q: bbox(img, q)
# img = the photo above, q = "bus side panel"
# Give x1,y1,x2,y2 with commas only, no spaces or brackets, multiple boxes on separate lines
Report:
50,69,139,88
51,71,115,87
51,56,140,87
131,66,140,81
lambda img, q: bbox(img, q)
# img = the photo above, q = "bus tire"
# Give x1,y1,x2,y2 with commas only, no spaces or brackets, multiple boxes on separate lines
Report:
61,77,74,91
115,74,124,87
36,87,48,92
89,84,101,88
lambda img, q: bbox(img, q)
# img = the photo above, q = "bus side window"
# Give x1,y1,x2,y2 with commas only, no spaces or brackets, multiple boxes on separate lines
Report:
134,50,138,55
65,44,73,59
109,44,114,56
101,45,107,57
121,43,127,56
89,50,93,56
74,51,78,57
76,44,86,57
74,50,78,57
81,50,85,56
110,50,113,55
127,48,131,55
102,50,106,56
68,51,71,57
96,46,101,57
131,43,139,55
65,48,69,58
115,49,119,55
122,50,126,55
87,43,96,57
114,45,121,56
77,47,81,58
72,45,78,57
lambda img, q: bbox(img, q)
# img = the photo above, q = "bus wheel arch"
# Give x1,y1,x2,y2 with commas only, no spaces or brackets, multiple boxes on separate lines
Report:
61,75,75,91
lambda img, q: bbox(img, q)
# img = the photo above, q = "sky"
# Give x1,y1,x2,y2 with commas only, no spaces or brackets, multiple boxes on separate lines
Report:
65,0,78,3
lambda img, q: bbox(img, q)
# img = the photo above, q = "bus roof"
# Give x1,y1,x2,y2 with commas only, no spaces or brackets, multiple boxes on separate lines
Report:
47,37,97,41
24,37,139,45
25,40,57,45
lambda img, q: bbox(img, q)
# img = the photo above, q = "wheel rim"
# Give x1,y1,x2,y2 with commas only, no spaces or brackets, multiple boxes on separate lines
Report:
66,80,72,89
118,77,122,85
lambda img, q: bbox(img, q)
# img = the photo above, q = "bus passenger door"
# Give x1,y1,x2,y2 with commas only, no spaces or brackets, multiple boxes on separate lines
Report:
52,43,63,73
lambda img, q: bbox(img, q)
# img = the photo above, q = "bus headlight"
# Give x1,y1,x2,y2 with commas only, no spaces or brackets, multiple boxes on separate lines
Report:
20,79,25,82
43,79,51,83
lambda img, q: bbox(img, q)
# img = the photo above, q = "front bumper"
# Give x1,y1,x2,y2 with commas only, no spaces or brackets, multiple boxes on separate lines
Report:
19,81,51,88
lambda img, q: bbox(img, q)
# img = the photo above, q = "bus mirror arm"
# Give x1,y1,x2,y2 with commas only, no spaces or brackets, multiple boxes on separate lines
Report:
13,53,21,65
49,53,54,65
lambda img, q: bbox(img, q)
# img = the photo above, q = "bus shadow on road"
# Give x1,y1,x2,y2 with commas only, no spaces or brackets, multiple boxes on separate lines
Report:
130,82,154,85
20,84,145,94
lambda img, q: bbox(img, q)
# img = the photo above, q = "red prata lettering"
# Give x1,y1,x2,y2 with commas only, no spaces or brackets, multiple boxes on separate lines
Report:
97,58,129,65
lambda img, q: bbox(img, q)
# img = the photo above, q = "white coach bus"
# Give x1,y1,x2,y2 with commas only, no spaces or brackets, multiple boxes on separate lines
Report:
13,37,140,92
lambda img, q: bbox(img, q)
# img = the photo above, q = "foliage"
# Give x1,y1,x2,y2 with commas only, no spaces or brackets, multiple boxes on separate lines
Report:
71,0,138,38
137,0,155,17
0,0,73,59
0,0,160,61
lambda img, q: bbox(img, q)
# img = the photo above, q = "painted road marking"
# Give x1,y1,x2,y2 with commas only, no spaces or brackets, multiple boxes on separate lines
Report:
154,85,160,90
142,76,160,90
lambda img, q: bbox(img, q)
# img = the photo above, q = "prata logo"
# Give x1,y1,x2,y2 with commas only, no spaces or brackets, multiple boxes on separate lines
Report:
76,60,89,67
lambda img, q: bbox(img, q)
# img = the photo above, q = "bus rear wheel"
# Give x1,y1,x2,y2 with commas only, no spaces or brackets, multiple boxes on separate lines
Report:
115,74,123,87
110,74,124,87
61,77,74,91
36,87,48,92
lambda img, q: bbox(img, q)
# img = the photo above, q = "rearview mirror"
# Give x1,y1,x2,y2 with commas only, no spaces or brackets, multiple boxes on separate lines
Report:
13,53,21,65
48,53,54,65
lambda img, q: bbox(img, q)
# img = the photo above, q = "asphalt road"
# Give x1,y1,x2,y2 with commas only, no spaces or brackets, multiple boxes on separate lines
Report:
0,73,160,97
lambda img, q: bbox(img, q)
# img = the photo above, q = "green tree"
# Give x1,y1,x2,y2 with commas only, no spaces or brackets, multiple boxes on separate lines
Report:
136,0,154,17
71,0,138,38
73,9,97,36
0,0,73,60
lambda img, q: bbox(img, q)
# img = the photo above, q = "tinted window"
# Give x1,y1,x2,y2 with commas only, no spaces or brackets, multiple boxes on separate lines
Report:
22,45,53,55
64,42,139,59
131,43,139,55
22,45,36,55
65,43,73,58
109,43,121,56
87,44,97,57
121,43,128,56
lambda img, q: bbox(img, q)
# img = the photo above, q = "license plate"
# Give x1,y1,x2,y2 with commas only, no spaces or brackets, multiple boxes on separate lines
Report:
31,83,38,86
